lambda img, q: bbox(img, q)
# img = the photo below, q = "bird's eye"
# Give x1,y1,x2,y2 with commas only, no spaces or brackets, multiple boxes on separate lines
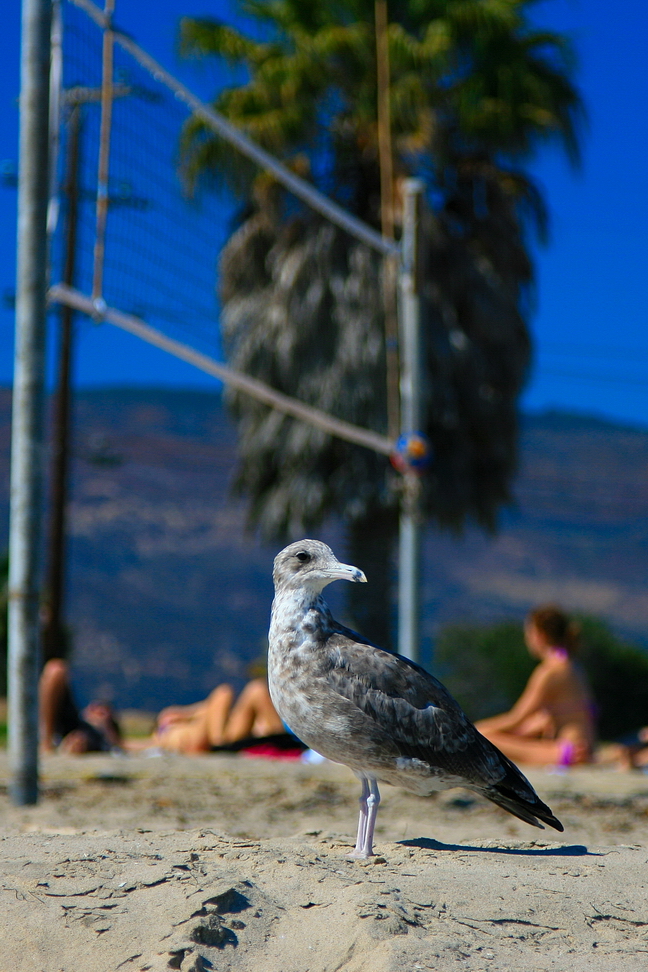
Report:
295,551,311,563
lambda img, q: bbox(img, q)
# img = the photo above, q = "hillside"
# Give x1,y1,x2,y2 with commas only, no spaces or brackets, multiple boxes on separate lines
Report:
1,387,647,712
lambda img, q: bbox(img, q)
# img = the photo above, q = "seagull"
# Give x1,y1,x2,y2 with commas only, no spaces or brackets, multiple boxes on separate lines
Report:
268,539,563,859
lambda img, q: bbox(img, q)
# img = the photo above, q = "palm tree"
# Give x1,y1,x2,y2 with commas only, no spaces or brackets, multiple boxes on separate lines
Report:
179,0,583,647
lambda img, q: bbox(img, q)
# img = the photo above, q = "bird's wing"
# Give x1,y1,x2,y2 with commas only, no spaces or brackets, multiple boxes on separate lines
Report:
324,630,488,763
322,628,563,831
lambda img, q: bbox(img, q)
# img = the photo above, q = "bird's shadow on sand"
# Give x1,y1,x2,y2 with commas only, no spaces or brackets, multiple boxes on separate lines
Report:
398,838,597,857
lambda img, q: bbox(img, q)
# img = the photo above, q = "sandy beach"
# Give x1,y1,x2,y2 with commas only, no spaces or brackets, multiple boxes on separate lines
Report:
0,752,647,970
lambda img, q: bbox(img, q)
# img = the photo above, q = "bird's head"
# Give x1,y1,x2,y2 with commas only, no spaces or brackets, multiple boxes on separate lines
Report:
272,539,367,595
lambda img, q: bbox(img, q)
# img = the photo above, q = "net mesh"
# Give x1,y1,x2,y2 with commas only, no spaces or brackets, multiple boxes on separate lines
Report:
54,1,234,361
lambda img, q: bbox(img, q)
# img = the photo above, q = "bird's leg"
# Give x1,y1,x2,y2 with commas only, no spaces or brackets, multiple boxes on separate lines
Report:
348,777,381,859
361,778,381,858
347,776,370,859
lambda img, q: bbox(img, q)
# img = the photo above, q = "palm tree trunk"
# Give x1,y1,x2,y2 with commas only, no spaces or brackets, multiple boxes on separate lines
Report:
345,510,398,651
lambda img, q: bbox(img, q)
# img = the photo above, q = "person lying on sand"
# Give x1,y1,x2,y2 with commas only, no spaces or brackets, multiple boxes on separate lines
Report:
601,727,648,770
40,658,123,754
476,605,596,768
126,674,306,759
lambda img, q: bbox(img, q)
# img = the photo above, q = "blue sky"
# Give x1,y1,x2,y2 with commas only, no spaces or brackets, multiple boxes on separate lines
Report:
1,0,647,426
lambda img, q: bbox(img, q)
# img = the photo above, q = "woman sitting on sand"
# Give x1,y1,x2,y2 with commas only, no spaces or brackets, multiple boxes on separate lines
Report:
475,605,596,767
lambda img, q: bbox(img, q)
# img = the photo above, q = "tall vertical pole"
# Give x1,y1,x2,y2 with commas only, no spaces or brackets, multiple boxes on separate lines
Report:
46,0,62,241
398,178,424,662
42,105,81,664
92,0,115,305
9,0,53,806
374,0,399,442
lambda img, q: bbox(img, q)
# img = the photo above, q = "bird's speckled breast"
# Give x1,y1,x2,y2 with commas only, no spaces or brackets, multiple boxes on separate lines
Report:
268,590,345,750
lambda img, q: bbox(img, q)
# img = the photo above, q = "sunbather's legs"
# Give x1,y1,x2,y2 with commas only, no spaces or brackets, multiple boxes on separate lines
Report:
39,659,77,751
152,684,234,752
477,710,554,738
205,684,237,746
220,678,284,743
39,659,119,754
145,680,285,753
478,727,590,766
156,699,208,731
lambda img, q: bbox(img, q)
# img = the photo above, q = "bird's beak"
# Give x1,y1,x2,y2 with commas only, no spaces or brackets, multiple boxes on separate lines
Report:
324,561,367,584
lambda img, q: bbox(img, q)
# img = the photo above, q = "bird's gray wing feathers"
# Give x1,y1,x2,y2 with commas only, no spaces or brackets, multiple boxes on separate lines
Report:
324,631,483,761
323,630,565,832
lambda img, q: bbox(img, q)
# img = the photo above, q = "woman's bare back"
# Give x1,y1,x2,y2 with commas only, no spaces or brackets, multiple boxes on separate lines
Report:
538,656,595,747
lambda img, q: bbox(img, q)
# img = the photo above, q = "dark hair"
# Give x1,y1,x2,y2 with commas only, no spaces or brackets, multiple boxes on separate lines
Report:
527,604,580,655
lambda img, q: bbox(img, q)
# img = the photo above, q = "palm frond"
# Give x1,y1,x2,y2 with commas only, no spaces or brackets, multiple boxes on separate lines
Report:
179,17,268,64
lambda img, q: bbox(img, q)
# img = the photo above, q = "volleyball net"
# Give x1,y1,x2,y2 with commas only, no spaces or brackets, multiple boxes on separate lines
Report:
48,0,396,457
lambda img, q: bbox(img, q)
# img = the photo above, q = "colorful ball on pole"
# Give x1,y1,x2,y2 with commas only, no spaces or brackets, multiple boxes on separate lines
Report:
390,433,432,474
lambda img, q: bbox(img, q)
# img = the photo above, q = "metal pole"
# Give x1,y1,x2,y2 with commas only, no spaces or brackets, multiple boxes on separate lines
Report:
42,105,81,664
46,0,62,240
48,283,395,456
9,0,53,806
398,178,424,662
91,0,115,304
375,0,399,441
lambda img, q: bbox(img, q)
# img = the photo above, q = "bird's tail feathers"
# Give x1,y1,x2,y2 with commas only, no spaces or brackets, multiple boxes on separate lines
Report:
483,779,564,833
472,744,565,832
